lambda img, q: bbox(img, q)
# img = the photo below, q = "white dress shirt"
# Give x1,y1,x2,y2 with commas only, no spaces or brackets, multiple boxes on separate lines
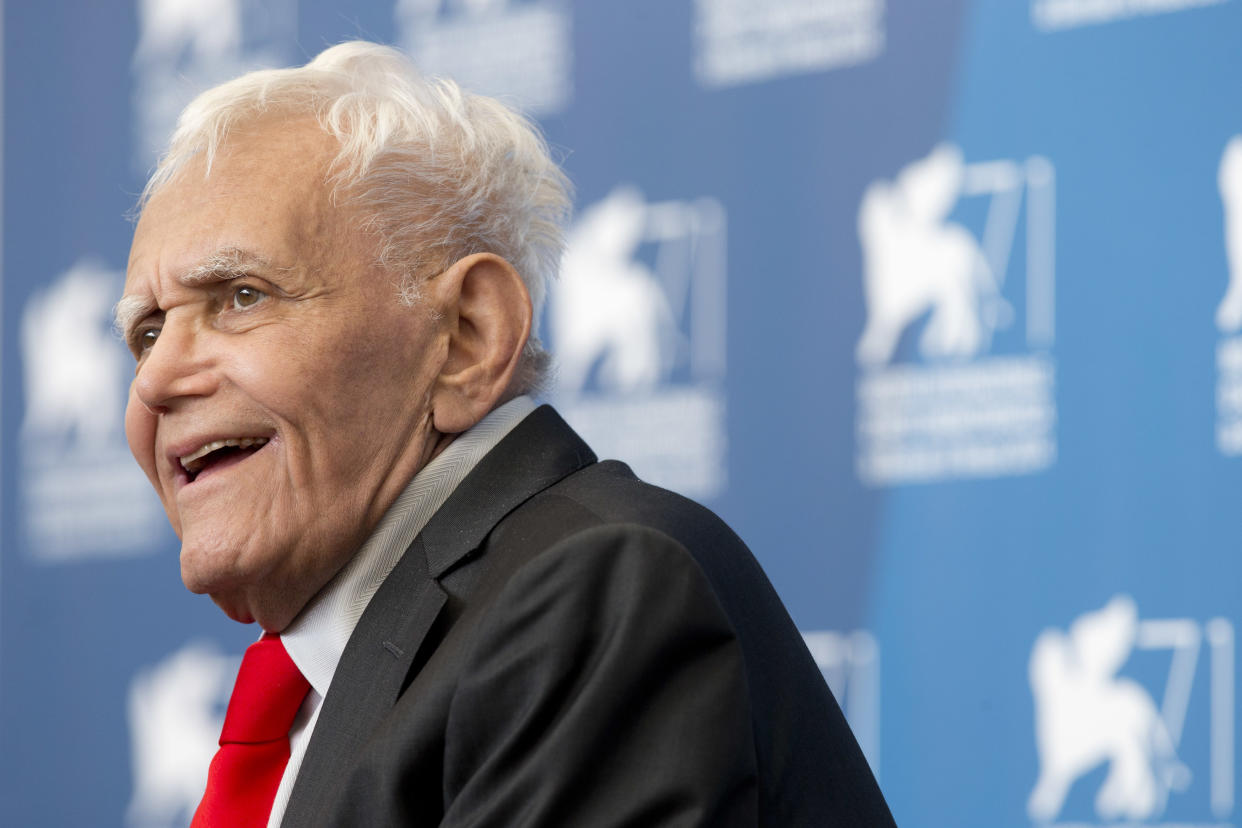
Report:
266,396,536,827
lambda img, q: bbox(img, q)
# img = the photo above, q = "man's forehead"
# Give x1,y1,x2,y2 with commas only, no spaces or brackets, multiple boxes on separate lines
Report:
141,118,338,216
128,124,345,269
118,117,366,332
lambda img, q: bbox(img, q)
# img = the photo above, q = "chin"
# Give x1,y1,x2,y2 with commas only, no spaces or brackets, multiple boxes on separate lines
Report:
181,557,260,626
179,536,304,630
179,536,244,597
180,555,210,595
210,594,257,626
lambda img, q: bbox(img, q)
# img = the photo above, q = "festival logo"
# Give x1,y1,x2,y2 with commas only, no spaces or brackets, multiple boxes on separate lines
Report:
854,144,1057,485
19,259,166,561
1028,596,1235,825
693,0,885,88
394,0,572,116
130,0,296,171
126,641,238,828
803,630,881,778
548,185,728,501
1031,0,1227,33
1217,136,1242,456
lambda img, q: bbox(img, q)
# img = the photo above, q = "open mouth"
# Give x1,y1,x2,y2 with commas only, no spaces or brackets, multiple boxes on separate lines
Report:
179,437,269,482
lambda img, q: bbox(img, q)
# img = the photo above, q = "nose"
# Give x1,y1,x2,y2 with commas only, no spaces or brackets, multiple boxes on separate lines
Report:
132,317,218,413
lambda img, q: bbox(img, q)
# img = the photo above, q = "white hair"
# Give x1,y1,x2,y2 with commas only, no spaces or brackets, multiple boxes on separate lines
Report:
139,40,572,393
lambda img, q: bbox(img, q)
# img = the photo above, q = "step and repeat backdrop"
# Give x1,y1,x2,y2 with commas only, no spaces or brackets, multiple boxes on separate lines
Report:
2,0,1240,825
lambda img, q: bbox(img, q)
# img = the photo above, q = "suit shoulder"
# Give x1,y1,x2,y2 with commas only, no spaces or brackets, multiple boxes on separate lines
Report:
531,459,748,552
490,459,776,637
464,458,896,826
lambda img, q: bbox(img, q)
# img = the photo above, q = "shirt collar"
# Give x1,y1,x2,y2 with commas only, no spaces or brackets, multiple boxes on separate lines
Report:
279,395,537,697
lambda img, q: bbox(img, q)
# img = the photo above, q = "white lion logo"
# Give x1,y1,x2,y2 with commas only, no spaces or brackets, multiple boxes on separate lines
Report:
1028,596,1190,822
20,259,127,445
1217,136,1242,333
126,642,237,828
551,185,678,394
856,144,1005,367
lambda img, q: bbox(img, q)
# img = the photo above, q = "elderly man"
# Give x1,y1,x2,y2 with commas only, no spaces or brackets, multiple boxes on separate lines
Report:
119,41,894,827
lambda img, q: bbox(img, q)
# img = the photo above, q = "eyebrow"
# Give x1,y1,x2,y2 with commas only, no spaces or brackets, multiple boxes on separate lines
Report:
114,247,275,339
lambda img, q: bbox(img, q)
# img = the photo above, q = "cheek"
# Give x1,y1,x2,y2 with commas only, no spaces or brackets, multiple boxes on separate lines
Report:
267,326,430,422
124,386,159,484
226,315,439,459
126,385,181,535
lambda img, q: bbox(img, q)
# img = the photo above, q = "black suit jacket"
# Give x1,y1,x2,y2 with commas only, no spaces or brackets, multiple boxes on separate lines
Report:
281,406,895,827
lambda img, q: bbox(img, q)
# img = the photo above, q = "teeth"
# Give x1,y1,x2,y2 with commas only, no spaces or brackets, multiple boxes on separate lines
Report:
180,437,269,474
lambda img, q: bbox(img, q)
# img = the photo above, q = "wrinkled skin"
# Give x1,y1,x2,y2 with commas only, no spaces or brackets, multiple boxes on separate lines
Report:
122,120,456,631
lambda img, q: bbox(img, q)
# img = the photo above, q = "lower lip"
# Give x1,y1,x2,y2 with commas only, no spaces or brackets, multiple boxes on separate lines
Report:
179,441,272,490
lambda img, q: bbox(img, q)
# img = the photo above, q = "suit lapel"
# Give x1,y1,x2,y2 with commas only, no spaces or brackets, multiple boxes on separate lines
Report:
281,405,595,824
281,535,446,825
420,405,596,578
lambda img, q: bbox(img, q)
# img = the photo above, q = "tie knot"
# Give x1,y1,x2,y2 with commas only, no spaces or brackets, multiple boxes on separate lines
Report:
219,634,311,745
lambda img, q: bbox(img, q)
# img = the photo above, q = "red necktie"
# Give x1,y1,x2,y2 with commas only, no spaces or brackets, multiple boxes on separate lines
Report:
192,633,311,828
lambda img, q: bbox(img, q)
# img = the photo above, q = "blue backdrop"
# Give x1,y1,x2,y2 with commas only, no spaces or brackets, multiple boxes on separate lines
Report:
3,1,1239,826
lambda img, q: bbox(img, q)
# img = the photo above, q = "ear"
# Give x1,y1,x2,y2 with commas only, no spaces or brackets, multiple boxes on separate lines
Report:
430,253,531,434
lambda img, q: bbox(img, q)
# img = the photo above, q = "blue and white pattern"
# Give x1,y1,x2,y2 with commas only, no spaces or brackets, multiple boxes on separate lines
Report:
1,2,1239,826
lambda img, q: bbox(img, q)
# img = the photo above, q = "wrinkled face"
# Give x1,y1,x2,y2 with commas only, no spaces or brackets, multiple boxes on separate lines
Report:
122,120,447,629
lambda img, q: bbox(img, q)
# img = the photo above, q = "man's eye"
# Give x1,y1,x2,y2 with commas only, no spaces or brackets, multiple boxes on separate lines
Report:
136,327,160,354
233,285,266,309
